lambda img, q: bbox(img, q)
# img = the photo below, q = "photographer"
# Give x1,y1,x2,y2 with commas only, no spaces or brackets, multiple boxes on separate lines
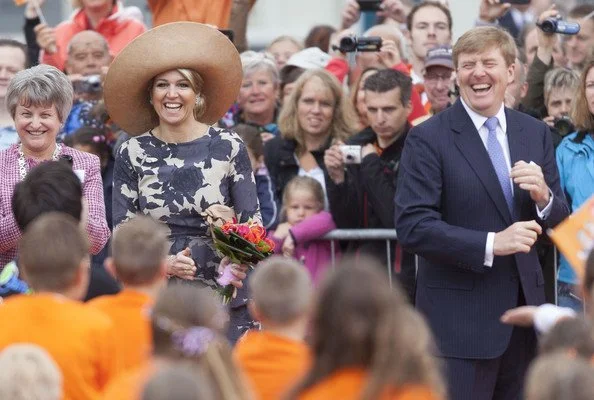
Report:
324,69,415,300
542,68,579,147
60,31,111,139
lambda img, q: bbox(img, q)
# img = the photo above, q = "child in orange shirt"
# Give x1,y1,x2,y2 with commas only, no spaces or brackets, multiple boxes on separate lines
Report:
0,213,118,400
286,256,445,400
103,284,251,400
88,215,168,372
234,256,313,400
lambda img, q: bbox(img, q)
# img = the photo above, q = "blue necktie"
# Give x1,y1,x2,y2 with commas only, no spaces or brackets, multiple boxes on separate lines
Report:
484,117,513,212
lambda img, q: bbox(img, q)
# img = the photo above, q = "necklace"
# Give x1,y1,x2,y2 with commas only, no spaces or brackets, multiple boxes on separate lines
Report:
17,143,62,181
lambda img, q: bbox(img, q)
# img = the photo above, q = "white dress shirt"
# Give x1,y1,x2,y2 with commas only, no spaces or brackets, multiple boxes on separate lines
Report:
460,99,553,267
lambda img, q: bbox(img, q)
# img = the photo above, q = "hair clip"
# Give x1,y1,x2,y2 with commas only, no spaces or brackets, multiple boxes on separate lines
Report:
91,135,105,143
172,327,215,357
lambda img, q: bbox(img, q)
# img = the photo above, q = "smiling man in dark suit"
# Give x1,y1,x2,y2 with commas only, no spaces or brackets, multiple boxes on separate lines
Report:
395,26,569,400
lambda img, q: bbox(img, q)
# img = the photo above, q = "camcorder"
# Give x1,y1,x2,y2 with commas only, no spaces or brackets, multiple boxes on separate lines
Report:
538,17,580,35
72,75,102,94
333,36,382,53
553,116,575,137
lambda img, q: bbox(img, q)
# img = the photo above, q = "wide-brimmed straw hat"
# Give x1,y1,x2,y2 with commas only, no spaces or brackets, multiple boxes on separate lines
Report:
104,22,242,135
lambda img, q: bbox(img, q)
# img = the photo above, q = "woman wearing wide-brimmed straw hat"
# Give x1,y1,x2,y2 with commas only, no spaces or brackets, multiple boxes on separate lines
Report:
105,22,261,342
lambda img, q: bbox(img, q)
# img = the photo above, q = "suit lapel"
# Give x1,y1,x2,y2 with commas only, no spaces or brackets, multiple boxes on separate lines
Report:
450,100,513,225
506,108,529,220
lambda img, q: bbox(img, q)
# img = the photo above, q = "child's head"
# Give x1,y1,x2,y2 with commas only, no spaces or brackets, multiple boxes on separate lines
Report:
142,364,212,400
63,127,111,170
11,161,82,232
107,215,168,287
539,318,594,359
234,123,264,172
151,285,249,400
0,344,62,400
249,256,313,327
290,256,431,400
282,176,324,225
525,352,594,400
19,212,90,299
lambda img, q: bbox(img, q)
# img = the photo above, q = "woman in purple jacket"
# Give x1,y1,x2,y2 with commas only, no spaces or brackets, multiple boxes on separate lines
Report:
270,176,338,285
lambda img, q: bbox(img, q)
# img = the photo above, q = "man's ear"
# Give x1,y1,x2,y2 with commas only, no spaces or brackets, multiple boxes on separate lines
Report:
405,99,413,118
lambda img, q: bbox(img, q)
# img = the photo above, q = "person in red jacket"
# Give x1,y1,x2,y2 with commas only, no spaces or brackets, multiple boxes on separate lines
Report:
33,0,146,72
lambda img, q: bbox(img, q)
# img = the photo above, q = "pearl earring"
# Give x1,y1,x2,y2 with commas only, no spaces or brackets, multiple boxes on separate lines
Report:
149,98,153,105
195,96,200,105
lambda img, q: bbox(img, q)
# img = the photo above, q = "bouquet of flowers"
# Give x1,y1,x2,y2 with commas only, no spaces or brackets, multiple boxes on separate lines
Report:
212,219,275,304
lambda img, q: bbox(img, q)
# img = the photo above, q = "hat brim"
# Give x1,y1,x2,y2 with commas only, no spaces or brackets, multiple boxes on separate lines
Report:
424,60,454,71
104,22,242,135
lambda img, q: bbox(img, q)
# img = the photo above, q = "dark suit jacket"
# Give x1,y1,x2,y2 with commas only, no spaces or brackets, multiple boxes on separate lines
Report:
394,99,569,359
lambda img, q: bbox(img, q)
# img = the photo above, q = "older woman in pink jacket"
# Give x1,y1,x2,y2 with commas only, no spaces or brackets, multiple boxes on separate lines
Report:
0,65,110,267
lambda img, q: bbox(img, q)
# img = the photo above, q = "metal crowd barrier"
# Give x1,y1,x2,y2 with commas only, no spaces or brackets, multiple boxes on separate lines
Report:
322,229,560,304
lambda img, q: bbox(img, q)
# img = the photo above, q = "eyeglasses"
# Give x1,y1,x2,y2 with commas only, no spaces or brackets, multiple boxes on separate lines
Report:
424,73,452,83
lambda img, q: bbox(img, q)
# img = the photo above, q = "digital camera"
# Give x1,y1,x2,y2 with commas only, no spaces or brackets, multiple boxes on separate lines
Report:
340,145,362,164
72,75,102,94
553,116,575,137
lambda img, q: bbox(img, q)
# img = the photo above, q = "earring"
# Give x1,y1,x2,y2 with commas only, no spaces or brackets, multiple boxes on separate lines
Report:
195,96,200,105
149,98,153,105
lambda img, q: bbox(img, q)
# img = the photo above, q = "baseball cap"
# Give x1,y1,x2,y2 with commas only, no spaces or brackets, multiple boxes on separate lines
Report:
424,45,454,70
280,47,331,81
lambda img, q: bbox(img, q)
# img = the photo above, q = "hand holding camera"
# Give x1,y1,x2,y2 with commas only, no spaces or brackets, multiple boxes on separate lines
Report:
324,143,348,185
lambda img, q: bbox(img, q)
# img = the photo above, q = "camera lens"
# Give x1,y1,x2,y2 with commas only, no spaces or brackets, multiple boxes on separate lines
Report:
540,19,557,34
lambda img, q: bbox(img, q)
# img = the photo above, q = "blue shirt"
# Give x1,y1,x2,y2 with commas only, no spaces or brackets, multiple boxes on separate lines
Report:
556,132,594,284
0,126,18,151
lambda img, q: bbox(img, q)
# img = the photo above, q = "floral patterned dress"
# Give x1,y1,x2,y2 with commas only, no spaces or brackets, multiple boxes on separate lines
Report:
113,127,261,341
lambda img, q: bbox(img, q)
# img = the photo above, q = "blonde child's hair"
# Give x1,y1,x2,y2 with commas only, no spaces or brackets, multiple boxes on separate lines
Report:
0,344,62,400
111,215,169,285
151,284,252,400
281,176,324,221
525,352,594,400
250,256,313,324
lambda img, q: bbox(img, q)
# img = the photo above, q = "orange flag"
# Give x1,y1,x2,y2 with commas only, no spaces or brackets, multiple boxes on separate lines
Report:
14,0,27,5
549,195,594,281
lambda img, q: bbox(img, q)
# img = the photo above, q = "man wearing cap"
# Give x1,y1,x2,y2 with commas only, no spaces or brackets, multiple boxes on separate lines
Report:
412,45,455,126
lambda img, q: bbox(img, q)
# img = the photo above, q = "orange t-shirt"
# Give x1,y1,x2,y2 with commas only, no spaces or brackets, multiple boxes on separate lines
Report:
87,289,153,372
234,330,311,399
297,368,439,400
148,0,232,28
102,363,155,400
0,294,118,400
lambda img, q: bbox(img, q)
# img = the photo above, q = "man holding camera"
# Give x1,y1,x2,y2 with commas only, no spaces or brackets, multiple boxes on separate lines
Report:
60,31,111,139
324,69,416,300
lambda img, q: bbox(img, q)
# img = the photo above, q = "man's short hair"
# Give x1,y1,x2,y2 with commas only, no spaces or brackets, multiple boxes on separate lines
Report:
525,353,594,400
543,67,580,105
453,26,517,68
0,344,62,400
0,38,28,68
569,4,594,20
66,30,109,55
406,1,453,33
249,256,313,324
19,213,89,292
111,216,168,286
363,69,412,105
539,318,594,359
11,161,82,232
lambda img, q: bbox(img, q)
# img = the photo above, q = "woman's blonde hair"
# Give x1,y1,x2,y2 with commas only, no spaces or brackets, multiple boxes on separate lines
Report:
572,58,594,132
350,67,379,125
280,176,325,221
278,69,356,155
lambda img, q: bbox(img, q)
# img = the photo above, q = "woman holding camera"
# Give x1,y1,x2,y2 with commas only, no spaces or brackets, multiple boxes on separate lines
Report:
264,69,355,208
0,64,110,267
554,58,594,312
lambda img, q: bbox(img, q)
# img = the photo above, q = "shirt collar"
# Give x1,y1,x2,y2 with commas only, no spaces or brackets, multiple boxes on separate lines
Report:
460,98,507,133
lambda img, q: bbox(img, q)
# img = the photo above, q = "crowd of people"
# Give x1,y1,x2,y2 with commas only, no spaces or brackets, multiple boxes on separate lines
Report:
2,0,594,399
